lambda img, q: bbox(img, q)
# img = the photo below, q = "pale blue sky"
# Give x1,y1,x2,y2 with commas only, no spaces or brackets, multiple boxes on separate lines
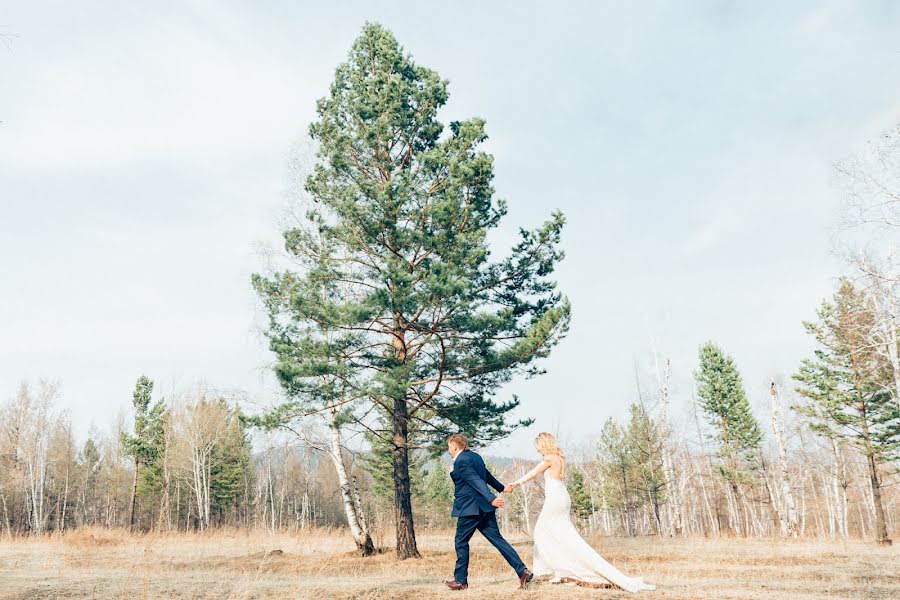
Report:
2,1,900,456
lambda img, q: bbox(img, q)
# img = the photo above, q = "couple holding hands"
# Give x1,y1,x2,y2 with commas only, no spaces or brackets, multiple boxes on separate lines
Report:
445,432,654,592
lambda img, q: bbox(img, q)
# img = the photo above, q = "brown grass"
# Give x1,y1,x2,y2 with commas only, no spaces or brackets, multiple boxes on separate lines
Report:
1,528,897,599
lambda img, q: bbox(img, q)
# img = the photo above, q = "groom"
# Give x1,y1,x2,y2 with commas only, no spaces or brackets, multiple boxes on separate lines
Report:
444,433,533,591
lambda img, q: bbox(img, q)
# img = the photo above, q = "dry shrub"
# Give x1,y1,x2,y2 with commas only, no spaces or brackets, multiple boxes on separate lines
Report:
58,526,130,549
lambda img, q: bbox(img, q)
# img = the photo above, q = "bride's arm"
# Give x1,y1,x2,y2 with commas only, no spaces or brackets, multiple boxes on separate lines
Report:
511,460,551,486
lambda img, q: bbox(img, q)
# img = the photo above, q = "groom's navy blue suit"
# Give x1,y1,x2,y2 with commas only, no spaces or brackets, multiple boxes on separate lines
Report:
450,449,527,585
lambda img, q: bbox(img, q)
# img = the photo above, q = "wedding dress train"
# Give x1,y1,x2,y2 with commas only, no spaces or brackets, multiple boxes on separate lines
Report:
517,469,655,593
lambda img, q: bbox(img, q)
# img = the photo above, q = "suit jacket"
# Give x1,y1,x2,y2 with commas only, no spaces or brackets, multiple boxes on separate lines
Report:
450,449,505,517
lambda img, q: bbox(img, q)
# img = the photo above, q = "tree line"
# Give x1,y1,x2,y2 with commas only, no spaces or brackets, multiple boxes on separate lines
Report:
1,23,897,554
2,346,895,545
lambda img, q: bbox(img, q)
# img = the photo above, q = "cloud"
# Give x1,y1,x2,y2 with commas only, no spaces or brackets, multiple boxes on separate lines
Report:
0,15,313,170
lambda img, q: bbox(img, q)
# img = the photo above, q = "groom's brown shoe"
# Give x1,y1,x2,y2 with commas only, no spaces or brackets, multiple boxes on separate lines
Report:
519,569,534,589
445,580,468,591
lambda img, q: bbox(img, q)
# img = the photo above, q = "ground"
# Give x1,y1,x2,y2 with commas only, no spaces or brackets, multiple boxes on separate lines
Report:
0,528,897,599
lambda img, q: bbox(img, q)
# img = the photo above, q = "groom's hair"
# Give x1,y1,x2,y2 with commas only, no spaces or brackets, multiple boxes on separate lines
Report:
447,433,469,449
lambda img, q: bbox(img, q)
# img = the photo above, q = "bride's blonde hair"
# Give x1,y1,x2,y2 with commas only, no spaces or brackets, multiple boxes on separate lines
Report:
535,432,566,477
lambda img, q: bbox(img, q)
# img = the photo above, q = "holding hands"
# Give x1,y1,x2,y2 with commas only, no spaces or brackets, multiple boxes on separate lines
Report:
491,482,521,509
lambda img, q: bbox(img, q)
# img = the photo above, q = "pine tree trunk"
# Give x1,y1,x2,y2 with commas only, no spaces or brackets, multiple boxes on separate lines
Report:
726,482,741,536
128,458,139,531
389,321,420,559
858,400,892,545
391,399,420,559
866,452,891,545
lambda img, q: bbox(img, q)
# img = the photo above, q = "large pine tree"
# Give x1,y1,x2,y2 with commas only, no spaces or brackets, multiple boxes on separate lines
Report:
794,279,900,545
253,23,570,558
694,343,763,495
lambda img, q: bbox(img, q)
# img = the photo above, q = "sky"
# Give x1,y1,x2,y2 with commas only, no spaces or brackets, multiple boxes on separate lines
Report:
2,1,900,457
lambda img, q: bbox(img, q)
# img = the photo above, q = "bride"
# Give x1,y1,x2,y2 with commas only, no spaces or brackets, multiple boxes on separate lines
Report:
510,432,655,592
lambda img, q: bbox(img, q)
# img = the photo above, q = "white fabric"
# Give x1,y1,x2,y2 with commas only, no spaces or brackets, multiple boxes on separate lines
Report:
529,470,655,593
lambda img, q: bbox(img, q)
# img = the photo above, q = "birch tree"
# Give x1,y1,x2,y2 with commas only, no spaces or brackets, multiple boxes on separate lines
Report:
173,394,243,531
769,380,799,537
14,382,60,534
655,357,684,535
834,122,900,407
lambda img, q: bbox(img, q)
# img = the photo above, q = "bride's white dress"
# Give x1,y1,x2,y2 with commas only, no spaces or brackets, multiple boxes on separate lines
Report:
520,470,655,592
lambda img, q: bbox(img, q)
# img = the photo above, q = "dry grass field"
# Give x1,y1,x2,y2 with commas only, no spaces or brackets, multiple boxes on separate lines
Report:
1,528,898,600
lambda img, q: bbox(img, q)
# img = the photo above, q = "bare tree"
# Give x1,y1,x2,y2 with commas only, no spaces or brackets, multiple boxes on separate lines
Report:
15,382,60,534
654,356,684,536
835,123,900,409
173,392,231,531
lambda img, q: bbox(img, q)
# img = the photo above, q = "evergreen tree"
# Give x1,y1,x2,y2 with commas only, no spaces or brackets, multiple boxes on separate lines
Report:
210,407,252,525
695,343,762,494
253,23,570,558
137,404,168,506
626,403,667,533
566,465,593,526
794,279,900,544
420,459,453,528
596,418,638,535
121,375,164,531
78,437,101,526
361,423,424,502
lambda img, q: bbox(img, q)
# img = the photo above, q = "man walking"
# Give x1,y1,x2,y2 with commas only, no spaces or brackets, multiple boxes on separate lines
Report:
444,433,533,590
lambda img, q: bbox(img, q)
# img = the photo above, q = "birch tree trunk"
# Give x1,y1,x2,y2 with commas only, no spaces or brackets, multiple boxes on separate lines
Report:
858,254,900,408
157,422,172,531
128,458,139,531
656,358,684,536
327,410,374,556
831,440,848,540
770,381,799,537
692,396,718,536
1,493,11,539
60,461,69,532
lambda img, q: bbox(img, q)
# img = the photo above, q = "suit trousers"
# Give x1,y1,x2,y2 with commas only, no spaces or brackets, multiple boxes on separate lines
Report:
453,509,526,584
